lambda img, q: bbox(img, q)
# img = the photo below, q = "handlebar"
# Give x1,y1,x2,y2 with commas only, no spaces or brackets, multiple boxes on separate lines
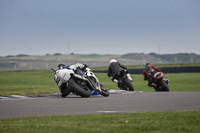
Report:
51,68,56,72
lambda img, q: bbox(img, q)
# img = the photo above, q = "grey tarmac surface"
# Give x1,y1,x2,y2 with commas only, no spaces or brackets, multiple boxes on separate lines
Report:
0,91,200,119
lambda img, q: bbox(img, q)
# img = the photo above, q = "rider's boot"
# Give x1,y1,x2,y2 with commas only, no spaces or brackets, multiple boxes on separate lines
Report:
127,74,133,82
113,79,119,84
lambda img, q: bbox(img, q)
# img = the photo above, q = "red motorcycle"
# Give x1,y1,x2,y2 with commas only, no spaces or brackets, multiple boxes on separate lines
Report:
148,70,169,91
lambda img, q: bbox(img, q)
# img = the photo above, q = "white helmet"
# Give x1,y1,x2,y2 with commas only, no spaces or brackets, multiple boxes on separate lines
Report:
110,59,117,64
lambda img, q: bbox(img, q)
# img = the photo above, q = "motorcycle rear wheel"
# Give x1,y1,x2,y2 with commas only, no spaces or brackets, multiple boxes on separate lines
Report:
68,78,91,97
101,86,109,97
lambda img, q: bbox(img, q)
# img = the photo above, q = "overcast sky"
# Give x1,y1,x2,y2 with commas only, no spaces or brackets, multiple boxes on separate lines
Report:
0,0,200,56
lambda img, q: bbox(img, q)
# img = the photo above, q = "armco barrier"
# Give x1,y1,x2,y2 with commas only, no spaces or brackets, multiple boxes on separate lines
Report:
93,66,200,74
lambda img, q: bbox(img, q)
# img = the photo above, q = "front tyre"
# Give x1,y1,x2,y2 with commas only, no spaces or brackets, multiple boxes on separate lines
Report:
122,77,134,91
158,80,170,91
68,78,91,97
60,83,71,97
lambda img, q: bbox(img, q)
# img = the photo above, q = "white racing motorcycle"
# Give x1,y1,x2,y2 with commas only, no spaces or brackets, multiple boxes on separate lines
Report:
52,64,109,97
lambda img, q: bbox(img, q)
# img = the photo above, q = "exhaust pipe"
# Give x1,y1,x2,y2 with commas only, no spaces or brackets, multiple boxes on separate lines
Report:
71,73,88,81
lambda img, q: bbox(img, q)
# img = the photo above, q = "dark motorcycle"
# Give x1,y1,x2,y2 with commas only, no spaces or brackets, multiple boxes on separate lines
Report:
116,70,134,91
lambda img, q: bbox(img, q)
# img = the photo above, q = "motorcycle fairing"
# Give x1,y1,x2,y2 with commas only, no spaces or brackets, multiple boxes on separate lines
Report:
56,69,74,83
91,90,102,95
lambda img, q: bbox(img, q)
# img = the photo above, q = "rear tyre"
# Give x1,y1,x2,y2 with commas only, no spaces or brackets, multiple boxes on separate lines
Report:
123,77,134,91
101,91,109,97
68,78,91,97
159,80,170,91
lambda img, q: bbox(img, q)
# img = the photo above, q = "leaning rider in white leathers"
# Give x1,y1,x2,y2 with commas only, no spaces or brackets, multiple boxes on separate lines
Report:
54,63,88,97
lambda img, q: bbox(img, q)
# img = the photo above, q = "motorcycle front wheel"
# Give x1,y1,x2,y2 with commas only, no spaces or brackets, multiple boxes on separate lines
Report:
68,78,91,97
60,83,71,97
158,80,170,91
122,77,134,91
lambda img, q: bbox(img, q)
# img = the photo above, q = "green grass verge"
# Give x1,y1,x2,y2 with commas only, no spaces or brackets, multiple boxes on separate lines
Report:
0,110,199,133
0,70,200,95
96,72,200,92
0,70,57,95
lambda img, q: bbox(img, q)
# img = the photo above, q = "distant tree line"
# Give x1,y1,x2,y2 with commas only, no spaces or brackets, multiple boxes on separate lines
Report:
121,53,200,63
5,54,30,58
2,53,200,63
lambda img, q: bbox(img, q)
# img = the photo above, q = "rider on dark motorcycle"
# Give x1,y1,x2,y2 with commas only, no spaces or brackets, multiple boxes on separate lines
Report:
108,59,132,88
143,63,169,90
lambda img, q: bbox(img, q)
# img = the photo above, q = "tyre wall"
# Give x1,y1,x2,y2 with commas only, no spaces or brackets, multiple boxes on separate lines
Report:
94,67,200,74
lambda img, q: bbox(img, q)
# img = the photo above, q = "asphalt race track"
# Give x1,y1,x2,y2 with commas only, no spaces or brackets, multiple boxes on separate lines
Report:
0,91,200,119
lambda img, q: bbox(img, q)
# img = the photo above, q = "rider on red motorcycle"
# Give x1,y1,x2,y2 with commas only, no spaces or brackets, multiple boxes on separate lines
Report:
143,63,169,90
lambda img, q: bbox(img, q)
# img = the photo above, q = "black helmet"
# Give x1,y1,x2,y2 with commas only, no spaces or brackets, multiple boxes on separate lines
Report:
145,63,150,67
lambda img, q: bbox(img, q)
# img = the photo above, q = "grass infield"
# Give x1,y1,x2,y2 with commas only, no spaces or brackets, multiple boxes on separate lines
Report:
0,70,200,95
0,110,199,133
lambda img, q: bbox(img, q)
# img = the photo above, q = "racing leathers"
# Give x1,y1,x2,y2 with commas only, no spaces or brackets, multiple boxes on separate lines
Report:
54,63,87,97
108,61,132,84
143,65,161,90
